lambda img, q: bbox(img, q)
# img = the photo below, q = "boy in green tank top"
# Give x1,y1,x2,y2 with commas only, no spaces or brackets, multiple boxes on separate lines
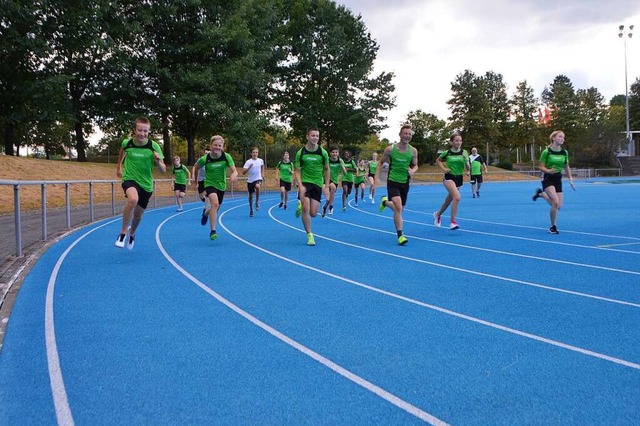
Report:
276,151,295,209
115,116,166,250
294,127,330,246
322,146,347,217
193,135,238,240
374,124,418,245
172,155,191,212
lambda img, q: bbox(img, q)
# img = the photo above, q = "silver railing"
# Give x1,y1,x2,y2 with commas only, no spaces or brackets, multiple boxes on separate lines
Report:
1,176,257,259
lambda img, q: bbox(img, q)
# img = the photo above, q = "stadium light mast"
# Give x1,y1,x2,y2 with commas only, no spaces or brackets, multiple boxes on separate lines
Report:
619,24,634,156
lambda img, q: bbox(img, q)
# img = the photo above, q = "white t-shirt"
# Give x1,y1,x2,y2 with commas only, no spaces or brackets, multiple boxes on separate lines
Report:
243,158,264,183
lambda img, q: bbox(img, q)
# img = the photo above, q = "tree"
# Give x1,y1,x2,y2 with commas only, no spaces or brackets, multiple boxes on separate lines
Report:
275,0,395,146
404,110,446,164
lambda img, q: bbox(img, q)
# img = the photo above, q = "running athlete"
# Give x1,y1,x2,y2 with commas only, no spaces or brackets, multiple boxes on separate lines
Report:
193,135,238,240
374,124,419,245
532,130,575,234
367,152,378,203
322,146,347,217
172,155,191,212
275,151,294,210
354,159,367,206
341,150,357,211
294,127,330,246
433,133,469,230
115,116,166,250
193,148,210,224
468,147,487,198
242,146,264,217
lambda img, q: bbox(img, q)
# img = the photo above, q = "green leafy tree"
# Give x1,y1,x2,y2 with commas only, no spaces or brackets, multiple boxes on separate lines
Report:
509,80,539,161
404,110,446,165
275,0,395,146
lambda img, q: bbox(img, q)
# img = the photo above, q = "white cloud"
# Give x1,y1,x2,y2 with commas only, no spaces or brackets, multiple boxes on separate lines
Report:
338,0,640,141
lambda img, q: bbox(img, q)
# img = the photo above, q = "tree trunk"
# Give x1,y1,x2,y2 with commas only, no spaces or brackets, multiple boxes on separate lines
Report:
162,113,171,164
3,122,16,156
75,121,87,162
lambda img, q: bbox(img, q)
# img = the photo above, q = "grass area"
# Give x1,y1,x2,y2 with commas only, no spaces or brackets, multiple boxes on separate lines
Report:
0,155,533,214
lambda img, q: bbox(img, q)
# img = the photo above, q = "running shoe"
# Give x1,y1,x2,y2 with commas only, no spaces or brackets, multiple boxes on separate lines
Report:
369,194,373,200
433,212,441,227
371,197,375,204
210,230,218,240
177,207,183,212
328,206,334,215
549,225,559,234
126,232,135,251
342,206,347,212
278,202,283,208
307,233,316,246
201,208,209,225
472,193,476,198
532,188,543,201
256,204,260,211
295,201,302,218
321,203,328,218
476,191,480,198
114,232,126,248
250,211,254,218
283,204,288,210
398,235,408,245
379,196,387,212
450,221,459,231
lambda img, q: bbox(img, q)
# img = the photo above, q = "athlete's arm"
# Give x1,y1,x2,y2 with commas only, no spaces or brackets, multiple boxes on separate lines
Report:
116,148,126,178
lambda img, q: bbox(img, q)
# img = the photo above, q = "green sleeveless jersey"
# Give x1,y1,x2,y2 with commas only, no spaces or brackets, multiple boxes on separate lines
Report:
355,166,366,184
388,144,414,184
343,159,357,182
539,147,569,173
295,145,329,187
368,160,378,174
196,152,235,191
172,164,189,185
439,149,469,176
276,160,294,183
469,155,485,175
121,138,164,193
329,158,345,183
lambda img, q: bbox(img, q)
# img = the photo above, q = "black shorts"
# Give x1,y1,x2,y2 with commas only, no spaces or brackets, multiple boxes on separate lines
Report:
279,180,292,191
173,183,187,192
341,181,353,193
444,173,463,188
197,180,205,193
387,180,409,206
302,183,323,203
542,173,563,193
205,186,226,204
368,173,375,178
122,180,153,209
247,180,262,194
470,174,483,184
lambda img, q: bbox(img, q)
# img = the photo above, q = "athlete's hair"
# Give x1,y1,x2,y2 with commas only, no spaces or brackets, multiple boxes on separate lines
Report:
400,124,413,134
134,116,150,128
210,135,224,144
173,155,180,161
329,146,339,152
549,130,564,143
449,133,462,142
251,146,259,152
307,126,319,134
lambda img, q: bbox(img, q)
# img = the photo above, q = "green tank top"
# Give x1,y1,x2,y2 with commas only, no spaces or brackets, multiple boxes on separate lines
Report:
196,152,234,191
388,144,414,184
540,147,568,174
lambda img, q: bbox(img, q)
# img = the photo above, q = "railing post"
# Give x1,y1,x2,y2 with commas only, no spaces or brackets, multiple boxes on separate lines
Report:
111,182,116,216
153,180,157,208
41,183,47,240
65,183,71,228
13,184,23,258
89,181,94,222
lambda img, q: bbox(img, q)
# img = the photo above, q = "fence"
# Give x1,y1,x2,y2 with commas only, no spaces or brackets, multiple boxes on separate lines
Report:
0,176,263,260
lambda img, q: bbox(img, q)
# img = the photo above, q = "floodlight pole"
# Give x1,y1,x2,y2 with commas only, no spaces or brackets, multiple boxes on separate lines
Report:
619,24,634,156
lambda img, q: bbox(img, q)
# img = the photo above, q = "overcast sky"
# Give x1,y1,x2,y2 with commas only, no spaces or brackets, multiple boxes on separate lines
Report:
337,0,640,141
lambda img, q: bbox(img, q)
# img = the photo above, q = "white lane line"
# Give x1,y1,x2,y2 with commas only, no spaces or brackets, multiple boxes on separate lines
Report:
45,219,121,426
364,207,640,255
156,211,447,425
218,205,640,370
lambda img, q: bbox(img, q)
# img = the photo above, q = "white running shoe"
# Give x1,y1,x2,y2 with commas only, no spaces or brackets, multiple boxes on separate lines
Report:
115,226,129,248
433,212,441,227
126,227,135,250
